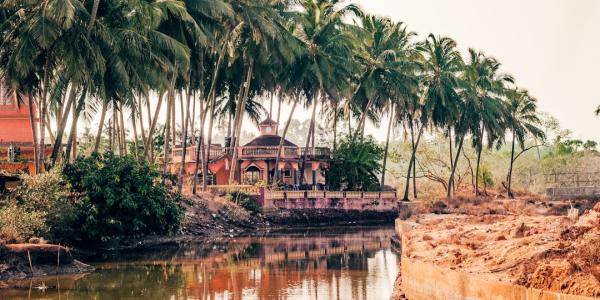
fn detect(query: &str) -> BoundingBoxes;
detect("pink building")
[172,118,330,187]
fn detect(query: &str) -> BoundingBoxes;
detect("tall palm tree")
[401,35,463,200]
[225,0,301,184]
[351,16,417,139]
[291,0,363,185]
[462,49,512,196]
[505,88,545,198]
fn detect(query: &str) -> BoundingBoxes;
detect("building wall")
[0,98,36,144]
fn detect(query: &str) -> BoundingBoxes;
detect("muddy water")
[0,226,399,300]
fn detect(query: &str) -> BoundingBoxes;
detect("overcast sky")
[349,0,600,142]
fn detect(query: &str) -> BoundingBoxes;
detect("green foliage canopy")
[327,136,383,191]
[62,153,183,243]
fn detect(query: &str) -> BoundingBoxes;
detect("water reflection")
[0,227,398,300]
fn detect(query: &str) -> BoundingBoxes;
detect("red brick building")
[171,118,330,187]
[0,83,38,174]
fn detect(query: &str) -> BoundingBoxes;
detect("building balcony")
[170,145,330,163]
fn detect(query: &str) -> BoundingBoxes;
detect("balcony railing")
[263,190,398,200]
[172,145,330,162]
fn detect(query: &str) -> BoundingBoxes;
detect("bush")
[15,169,79,241]
[0,202,47,243]
[226,192,259,214]
[62,153,183,243]
[327,136,384,191]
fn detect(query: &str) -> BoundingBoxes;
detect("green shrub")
[0,202,47,243]
[62,153,183,243]
[15,169,79,241]
[327,136,384,191]
[228,192,259,214]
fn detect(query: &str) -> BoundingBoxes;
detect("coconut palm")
[224,0,301,184]
[291,0,363,185]
[504,88,545,198]
[400,35,463,200]
[462,49,513,196]
[351,16,417,139]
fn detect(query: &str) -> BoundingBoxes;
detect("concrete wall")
[261,192,398,212]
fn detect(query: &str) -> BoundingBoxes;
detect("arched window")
[244,166,261,184]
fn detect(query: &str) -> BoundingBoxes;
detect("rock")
[513,222,527,238]
[593,202,600,213]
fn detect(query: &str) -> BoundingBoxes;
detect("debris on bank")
[0,243,94,285]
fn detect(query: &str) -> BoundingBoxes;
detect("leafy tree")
[62,153,183,243]
[327,136,383,191]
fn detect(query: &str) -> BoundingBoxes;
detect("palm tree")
[462,49,513,196]
[225,0,301,184]
[291,0,363,185]
[505,88,545,198]
[351,16,417,139]
[401,35,463,200]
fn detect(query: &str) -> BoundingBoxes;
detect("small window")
[265,126,272,134]
[283,169,292,178]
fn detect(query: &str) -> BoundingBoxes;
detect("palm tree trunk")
[228,61,254,184]
[38,60,50,172]
[177,84,192,193]
[145,93,153,132]
[269,91,273,118]
[94,100,108,153]
[276,90,282,125]
[179,92,185,143]
[447,135,465,198]
[356,97,375,139]
[131,109,139,159]
[65,91,86,161]
[507,130,516,199]
[332,99,338,153]
[411,121,418,198]
[402,124,423,201]
[50,86,78,166]
[163,92,172,175]
[412,155,417,198]
[137,95,147,157]
[202,43,227,188]
[192,92,206,195]
[475,130,484,196]
[448,126,455,192]
[299,92,319,186]
[190,92,196,144]
[86,0,100,38]
[27,92,39,174]
[380,103,394,189]
[72,100,78,160]
[171,90,176,151]
[110,105,116,152]
[143,92,164,160]
[119,104,127,155]
[274,93,298,182]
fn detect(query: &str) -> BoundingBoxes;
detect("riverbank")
[0,243,94,287]
[1,192,398,283]
[393,197,600,299]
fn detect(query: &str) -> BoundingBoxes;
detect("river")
[0,226,399,300]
